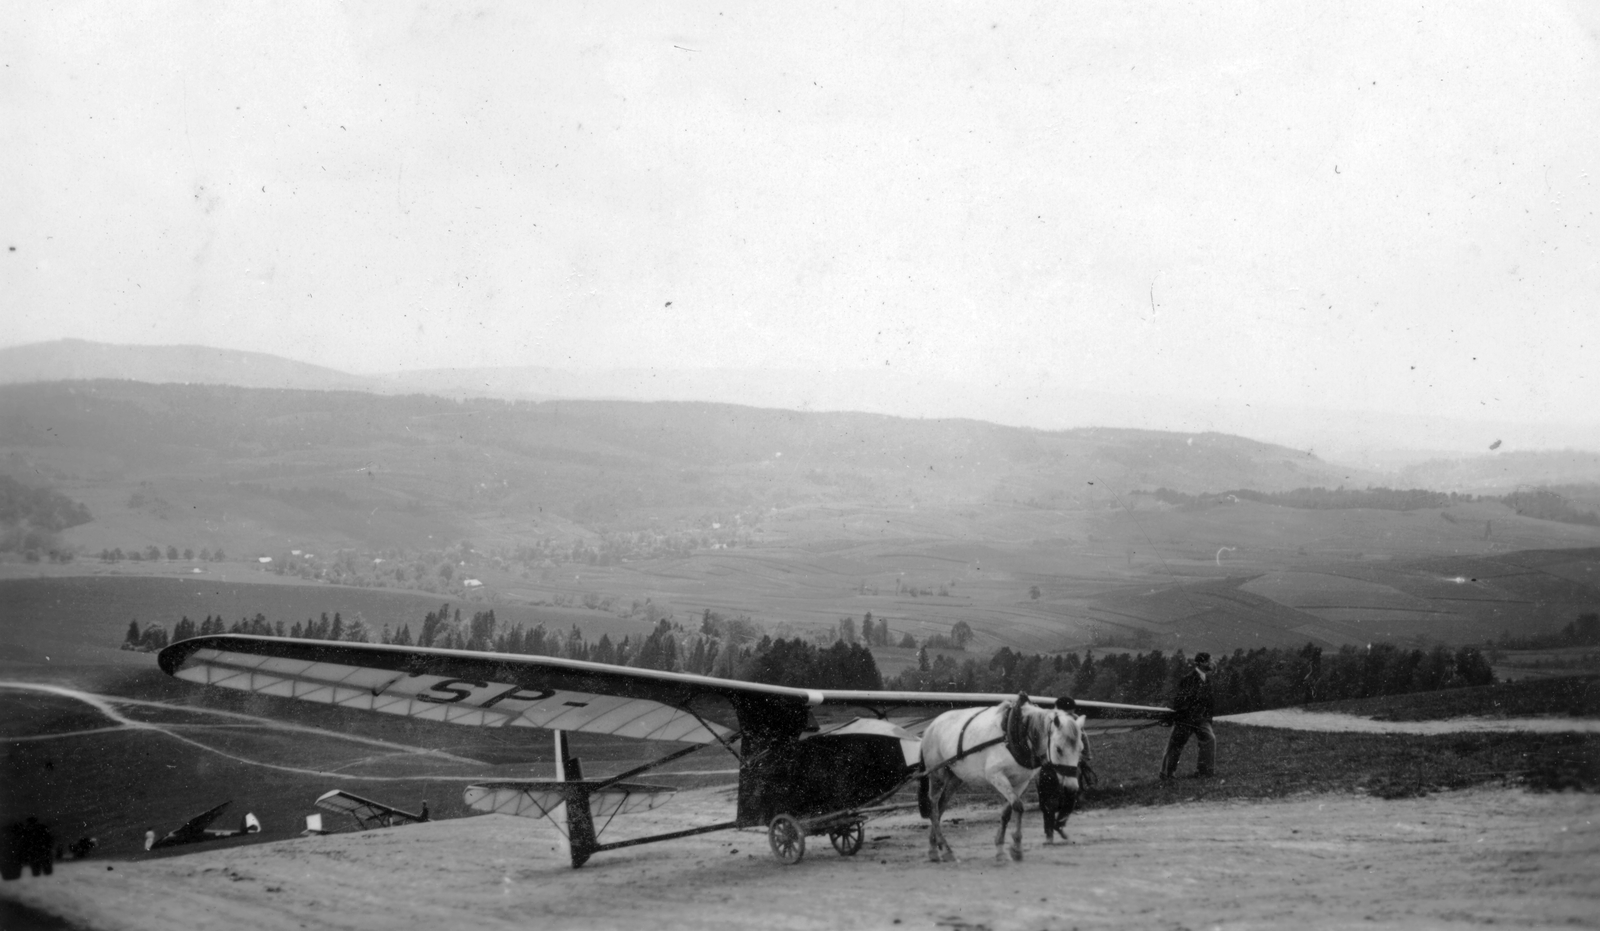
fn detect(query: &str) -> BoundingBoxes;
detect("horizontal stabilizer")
[464,781,676,820]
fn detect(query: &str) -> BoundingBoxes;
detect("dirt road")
[4,786,1596,931]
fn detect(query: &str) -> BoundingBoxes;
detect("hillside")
[0,339,375,393]
[0,380,1365,545]
[2,379,1599,653]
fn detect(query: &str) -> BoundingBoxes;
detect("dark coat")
[1170,667,1214,725]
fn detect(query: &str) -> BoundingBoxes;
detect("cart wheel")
[829,821,864,857]
[768,814,805,864]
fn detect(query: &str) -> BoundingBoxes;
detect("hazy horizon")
[8,2,1598,462]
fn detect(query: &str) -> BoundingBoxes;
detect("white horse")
[918,695,1084,863]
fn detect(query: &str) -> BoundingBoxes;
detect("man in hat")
[1160,652,1216,780]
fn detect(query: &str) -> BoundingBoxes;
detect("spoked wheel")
[768,814,806,864]
[829,821,865,857]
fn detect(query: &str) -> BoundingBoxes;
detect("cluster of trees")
[0,476,92,557]
[1501,612,1600,650]
[886,641,1495,715]
[1146,484,1600,528]
[121,620,170,652]
[99,546,227,563]
[835,611,914,647]
[1147,486,1471,512]
[1500,490,1600,527]
[740,638,883,690]
[142,598,1505,716]
[147,601,885,689]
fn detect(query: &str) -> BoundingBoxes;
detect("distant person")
[68,837,97,860]
[1039,697,1095,843]
[419,801,430,823]
[1160,652,1216,780]
[1,822,23,880]
[22,818,53,877]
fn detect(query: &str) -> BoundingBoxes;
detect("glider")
[314,790,430,831]
[145,801,260,851]
[159,635,1167,867]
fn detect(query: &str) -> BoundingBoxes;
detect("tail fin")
[917,775,932,820]
[564,791,599,868]
[554,730,599,869]
[242,813,261,834]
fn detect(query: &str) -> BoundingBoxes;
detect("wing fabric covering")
[463,782,676,821]
[159,636,753,744]
[157,635,1171,744]
[157,802,230,846]
[314,790,422,825]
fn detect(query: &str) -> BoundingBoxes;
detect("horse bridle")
[1044,714,1083,778]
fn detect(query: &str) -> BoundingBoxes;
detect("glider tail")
[554,730,599,868]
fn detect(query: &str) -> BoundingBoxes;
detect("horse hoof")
[1009,847,1024,862]
[941,849,957,863]
[1043,836,1055,846]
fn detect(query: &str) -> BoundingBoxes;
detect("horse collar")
[1003,701,1041,770]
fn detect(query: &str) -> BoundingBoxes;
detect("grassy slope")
[0,575,665,668]
[5,655,1597,864]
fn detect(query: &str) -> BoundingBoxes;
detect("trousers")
[1161,721,1215,776]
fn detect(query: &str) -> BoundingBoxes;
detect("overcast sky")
[6,1,1598,448]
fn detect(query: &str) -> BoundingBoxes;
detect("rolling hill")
[1,375,1597,655]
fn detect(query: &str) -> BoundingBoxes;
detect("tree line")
[135,606,1504,713]
[0,475,91,558]
[1500,612,1600,650]
[1146,484,1600,526]
[99,546,227,563]
[885,641,1495,714]
[135,603,885,690]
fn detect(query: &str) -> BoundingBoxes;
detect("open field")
[4,786,1597,931]
[5,381,1599,653]
[6,544,1598,674]
[5,662,1597,864]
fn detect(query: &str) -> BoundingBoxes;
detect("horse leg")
[925,771,945,862]
[926,771,959,863]
[986,770,1027,862]
[935,776,960,861]
[994,802,1012,858]
[1008,798,1025,861]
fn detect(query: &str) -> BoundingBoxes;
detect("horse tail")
[917,774,932,819]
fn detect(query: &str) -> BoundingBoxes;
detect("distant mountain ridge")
[0,339,375,393]
[3,339,1597,491]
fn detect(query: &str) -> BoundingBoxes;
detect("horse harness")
[932,700,1079,779]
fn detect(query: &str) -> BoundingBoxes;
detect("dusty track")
[4,786,1596,930]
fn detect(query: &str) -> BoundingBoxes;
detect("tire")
[768,814,805,864]
[829,821,864,857]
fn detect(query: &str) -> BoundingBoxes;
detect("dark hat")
[1057,696,1077,710]
[1193,652,1213,671]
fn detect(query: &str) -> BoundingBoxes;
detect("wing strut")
[520,729,733,868]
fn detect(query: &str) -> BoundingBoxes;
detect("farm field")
[6,381,1600,656]
[5,543,1597,672]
